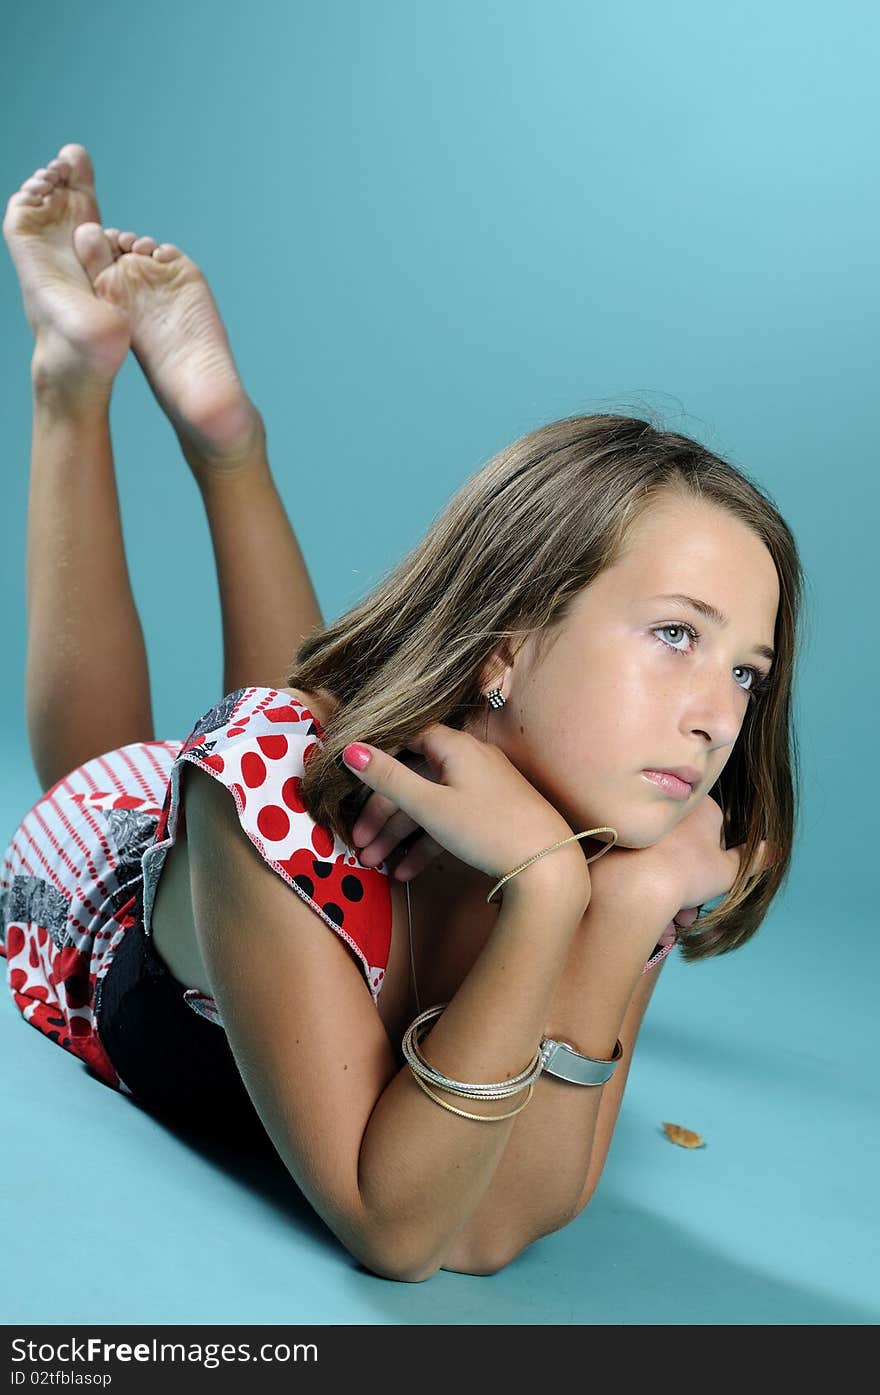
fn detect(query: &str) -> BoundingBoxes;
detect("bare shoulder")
[275,684,338,729]
[275,684,310,702]
[181,760,397,1272]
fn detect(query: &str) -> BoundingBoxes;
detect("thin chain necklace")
[405,879,421,1016]
[400,703,493,1022]
[401,703,502,1021]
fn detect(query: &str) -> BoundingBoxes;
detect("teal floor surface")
[2,750,877,1325]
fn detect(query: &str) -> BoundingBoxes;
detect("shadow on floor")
[105,1077,878,1325]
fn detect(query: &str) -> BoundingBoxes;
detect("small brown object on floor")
[662,1122,704,1148]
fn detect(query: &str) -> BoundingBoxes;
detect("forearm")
[195,424,323,694]
[357,864,588,1282]
[437,872,679,1271]
[544,871,667,1056]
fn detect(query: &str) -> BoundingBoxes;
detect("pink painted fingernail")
[343,743,372,771]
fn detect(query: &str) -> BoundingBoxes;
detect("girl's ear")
[477,651,507,694]
[478,635,525,692]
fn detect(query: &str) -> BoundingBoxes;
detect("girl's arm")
[436,864,680,1274]
[184,759,590,1284]
[197,422,323,695]
[570,952,668,1220]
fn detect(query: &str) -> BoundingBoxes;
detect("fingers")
[748,838,779,877]
[350,750,434,841]
[343,740,447,869]
[350,789,404,850]
[734,838,779,885]
[346,736,447,854]
[349,748,447,872]
[356,805,423,867]
[392,831,445,882]
[672,906,702,929]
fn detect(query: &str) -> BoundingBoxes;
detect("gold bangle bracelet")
[408,1067,534,1121]
[486,825,618,904]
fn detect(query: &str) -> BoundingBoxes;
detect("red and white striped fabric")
[0,737,181,1091]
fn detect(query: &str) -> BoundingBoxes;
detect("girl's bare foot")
[3,143,130,394]
[77,220,263,477]
[5,141,262,475]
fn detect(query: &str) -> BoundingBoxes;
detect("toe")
[103,228,122,257]
[132,235,158,255]
[46,158,70,182]
[55,144,95,188]
[73,222,115,285]
[153,243,182,262]
[117,231,137,252]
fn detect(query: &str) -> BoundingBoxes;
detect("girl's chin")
[561,788,676,852]
[588,809,673,852]
[615,833,663,851]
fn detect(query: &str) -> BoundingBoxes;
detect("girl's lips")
[642,770,692,800]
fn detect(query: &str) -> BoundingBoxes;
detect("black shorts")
[95,876,270,1149]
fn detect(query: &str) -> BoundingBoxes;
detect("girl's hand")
[343,725,592,906]
[587,792,775,934]
[351,749,772,928]
[351,747,446,880]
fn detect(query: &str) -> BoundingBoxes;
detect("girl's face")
[488,494,780,850]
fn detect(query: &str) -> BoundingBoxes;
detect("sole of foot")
[4,143,264,473]
[3,143,130,394]
[84,226,263,474]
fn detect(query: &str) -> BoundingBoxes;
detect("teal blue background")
[2,0,877,1324]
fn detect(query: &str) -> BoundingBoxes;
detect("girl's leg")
[8,138,323,800]
[25,381,154,792]
[25,380,322,795]
[92,224,326,696]
[5,143,153,791]
[187,419,324,697]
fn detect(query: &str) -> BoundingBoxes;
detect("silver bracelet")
[402,1004,545,1099]
[401,1004,623,1097]
[539,1034,623,1086]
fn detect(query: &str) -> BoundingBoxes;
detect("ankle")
[31,358,114,422]
[183,408,271,487]
[32,343,116,418]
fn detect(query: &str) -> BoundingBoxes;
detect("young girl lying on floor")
[1,143,797,1283]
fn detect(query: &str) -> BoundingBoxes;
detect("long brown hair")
[285,412,805,963]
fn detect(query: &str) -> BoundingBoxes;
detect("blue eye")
[652,623,772,702]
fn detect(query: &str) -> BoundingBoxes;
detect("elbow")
[355,1236,442,1283]
[354,1228,512,1284]
[345,1218,444,1285]
[349,1201,562,1281]
[362,1233,518,1283]
[348,1200,525,1283]
[361,1249,514,1282]
[363,1256,441,1284]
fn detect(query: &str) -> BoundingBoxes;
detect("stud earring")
[485,688,506,709]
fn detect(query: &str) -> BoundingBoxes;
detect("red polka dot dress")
[0,687,392,1094]
[1,684,676,1099]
